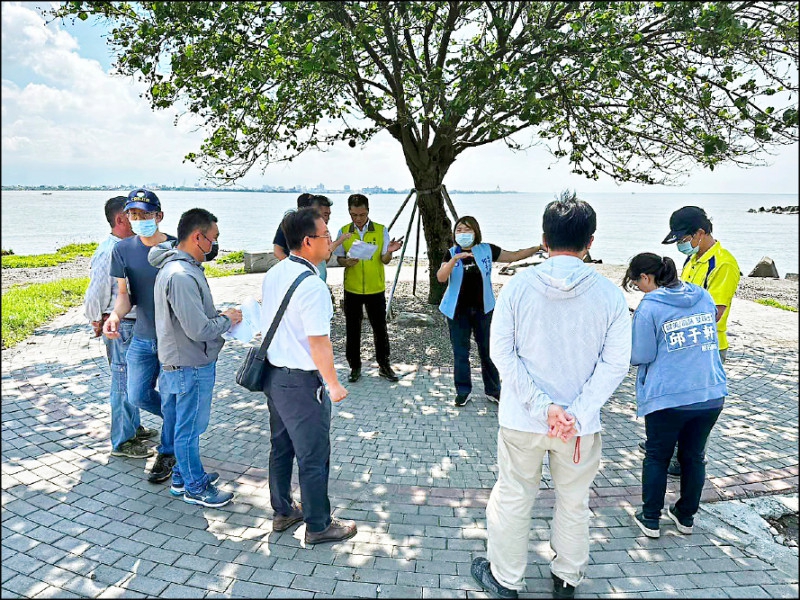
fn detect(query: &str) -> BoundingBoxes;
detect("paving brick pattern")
[2,276,798,598]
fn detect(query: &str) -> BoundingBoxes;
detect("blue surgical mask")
[131,218,157,238]
[677,239,699,256]
[455,233,474,247]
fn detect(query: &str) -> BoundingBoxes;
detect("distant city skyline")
[2,2,798,196]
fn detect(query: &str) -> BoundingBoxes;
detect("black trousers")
[266,368,332,533]
[642,404,723,524]
[343,290,390,370]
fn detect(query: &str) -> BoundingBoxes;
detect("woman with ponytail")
[623,253,727,539]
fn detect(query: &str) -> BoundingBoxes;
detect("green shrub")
[216,250,244,264]
[1,248,14,256]
[204,265,245,278]
[2,242,99,269]
[2,277,90,349]
[755,298,798,312]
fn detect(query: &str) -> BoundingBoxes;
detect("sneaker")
[552,574,576,599]
[486,392,500,404]
[667,504,694,534]
[348,367,362,383]
[471,557,518,599]
[170,472,220,497]
[183,483,234,508]
[304,518,357,544]
[633,512,660,538]
[454,394,471,407]
[110,439,154,459]
[273,502,304,532]
[378,364,399,382]
[667,459,682,477]
[134,425,157,440]
[638,440,646,452]
[147,453,176,483]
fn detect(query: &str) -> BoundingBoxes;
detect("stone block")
[785,273,798,281]
[394,312,437,327]
[243,251,278,273]
[748,256,779,278]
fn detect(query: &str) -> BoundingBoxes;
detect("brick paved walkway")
[2,273,798,598]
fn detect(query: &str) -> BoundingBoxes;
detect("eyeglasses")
[201,232,218,244]
[127,210,158,221]
[307,232,332,240]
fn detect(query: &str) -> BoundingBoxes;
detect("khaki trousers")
[486,427,602,590]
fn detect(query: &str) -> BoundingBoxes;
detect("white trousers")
[486,427,602,590]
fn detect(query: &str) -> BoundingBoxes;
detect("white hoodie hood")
[489,256,632,435]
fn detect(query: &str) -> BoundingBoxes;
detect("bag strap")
[256,269,314,361]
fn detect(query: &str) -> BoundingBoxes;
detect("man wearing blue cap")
[103,189,178,484]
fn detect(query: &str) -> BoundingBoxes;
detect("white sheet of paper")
[347,239,378,260]
[223,297,262,343]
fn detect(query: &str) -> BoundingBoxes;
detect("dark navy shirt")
[110,234,177,340]
[273,224,289,255]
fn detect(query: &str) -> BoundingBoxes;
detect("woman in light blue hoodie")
[624,253,726,539]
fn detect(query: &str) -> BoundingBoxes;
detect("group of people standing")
[84,188,740,585]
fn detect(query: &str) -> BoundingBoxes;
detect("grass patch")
[755,298,798,312]
[204,265,245,278]
[2,243,98,269]
[1,277,90,349]
[216,250,244,264]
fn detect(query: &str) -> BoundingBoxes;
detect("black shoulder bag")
[235,270,313,392]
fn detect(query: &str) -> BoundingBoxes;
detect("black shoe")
[471,557,518,599]
[667,504,694,534]
[273,502,304,532]
[378,364,399,382]
[148,453,175,483]
[638,440,646,452]
[667,460,681,477]
[552,574,576,599]
[633,511,660,538]
[455,394,471,407]
[135,425,158,440]
[348,367,361,383]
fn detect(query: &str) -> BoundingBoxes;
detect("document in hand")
[347,239,378,260]
[223,297,262,343]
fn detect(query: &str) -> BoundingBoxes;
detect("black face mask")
[203,241,219,262]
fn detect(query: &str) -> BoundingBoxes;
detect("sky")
[2,2,798,195]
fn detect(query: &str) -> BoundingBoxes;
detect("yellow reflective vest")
[341,221,386,295]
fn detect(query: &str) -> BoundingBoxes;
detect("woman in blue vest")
[438,216,543,407]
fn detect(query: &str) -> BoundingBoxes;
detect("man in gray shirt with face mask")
[149,208,242,508]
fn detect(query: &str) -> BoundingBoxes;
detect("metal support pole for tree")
[441,185,459,222]
[387,189,416,232]
[412,202,422,296]
[385,193,418,321]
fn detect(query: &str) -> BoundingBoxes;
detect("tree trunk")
[410,173,453,305]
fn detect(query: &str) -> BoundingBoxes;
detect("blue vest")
[438,243,495,319]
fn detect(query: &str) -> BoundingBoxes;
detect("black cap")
[662,206,710,244]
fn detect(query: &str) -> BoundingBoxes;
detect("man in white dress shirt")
[472,192,632,599]
[260,207,357,545]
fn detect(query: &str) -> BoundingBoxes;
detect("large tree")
[53,1,798,303]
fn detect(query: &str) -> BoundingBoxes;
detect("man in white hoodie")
[472,191,632,600]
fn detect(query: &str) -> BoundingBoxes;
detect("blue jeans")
[159,362,216,495]
[642,403,723,523]
[103,319,141,450]
[266,368,332,533]
[126,336,175,456]
[447,308,501,397]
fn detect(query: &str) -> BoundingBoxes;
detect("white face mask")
[455,232,474,247]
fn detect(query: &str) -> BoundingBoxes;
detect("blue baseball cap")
[125,188,161,212]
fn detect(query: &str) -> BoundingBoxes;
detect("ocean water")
[1,190,798,277]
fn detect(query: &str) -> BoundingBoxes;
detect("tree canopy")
[52,1,799,301]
